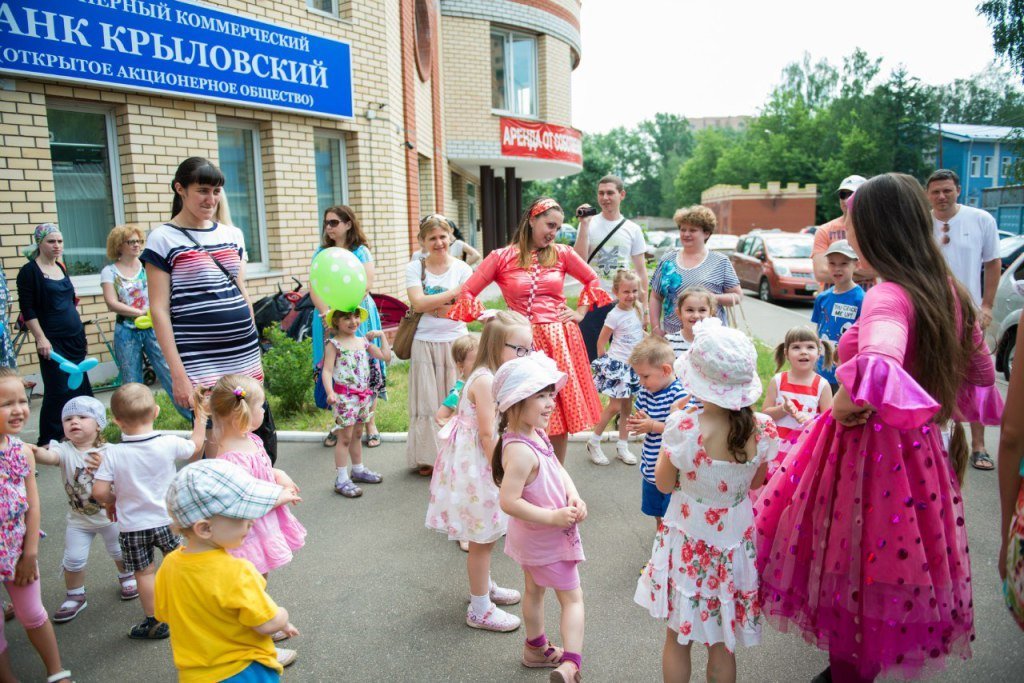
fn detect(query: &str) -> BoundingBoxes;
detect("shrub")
[262,327,313,416]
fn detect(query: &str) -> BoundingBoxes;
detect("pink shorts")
[523,560,581,591]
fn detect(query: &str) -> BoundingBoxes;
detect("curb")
[162,430,641,444]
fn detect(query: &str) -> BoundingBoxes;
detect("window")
[984,155,994,177]
[313,133,349,218]
[306,0,336,13]
[46,105,123,276]
[491,29,537,117]
[217,121,267,265]
[1003,156,1014,179]
[970,155,980,177]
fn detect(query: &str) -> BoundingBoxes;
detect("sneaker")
[128,617,169,639]
[522,640,564,668]
[490,583,522,606]
[275,647,298,667]
[350,467,383,484]
[53,593,87,623]
[586,439,610,466]
[334,479,363,498]
[466,605,521,632]
[615,442,637,465]
[119,575,139,601]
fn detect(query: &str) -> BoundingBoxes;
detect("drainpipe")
[400,0,420,251]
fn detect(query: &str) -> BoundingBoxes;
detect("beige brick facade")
[0,0,579,380]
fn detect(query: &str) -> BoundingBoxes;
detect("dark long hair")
[727,407,756,463]
[170,157,225,216]
[321,205,369,251]
[849,173,977,481]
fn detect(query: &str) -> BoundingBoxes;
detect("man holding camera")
[573,175,649,360]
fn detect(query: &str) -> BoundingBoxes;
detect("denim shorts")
[641,478,672,518]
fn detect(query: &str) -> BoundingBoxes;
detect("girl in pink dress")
[210,374,305,652]
[492,354,587,683]
[449,197,612,463]
[754,174,1003,682]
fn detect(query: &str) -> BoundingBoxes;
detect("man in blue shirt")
[811,240,865,391]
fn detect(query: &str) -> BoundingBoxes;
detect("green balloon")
[310,247,367,312]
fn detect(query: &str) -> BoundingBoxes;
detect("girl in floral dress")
[635,319,779,683]
[426,311,531,632]
[322,309,392,498]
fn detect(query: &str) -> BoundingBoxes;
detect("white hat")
[61,396,107,429]
[824,239,858,260]
[837,175,867,193]
[675,319,761,410]
[493,353,567,413]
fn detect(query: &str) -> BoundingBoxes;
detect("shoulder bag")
[392,259,426,361]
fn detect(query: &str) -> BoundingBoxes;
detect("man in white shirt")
[573,175,649,359]
[927,168,1000,471]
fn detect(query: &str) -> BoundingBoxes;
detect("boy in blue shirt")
[626,337,690,530]
[812,240,865,392]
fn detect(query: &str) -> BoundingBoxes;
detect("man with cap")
[155,460,300,681]
[926,168,1001,471]
[812,175,875,290]
[811,239,865,392]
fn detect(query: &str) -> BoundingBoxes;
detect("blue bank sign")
[0,0,353,119]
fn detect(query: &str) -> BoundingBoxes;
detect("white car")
[989,250,1024,381]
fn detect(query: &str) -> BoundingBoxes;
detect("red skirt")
[532,321,601,436]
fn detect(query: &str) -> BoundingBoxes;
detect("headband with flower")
[529,198,562,219]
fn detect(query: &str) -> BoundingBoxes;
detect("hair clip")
[233,387,246,400]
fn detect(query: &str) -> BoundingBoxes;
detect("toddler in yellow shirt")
[155,459,301,682]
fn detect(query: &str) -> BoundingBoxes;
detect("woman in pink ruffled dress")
[754,173,1003,683]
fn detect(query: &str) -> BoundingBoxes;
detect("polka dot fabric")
[531,321,601,436]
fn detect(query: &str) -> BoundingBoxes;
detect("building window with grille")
[46,105,124,276]
[216,121,267,266]
[491,29,538,117]
[313,133,349,218]
[970,155,980,177]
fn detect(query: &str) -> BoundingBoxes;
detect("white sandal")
[47,671,73,683]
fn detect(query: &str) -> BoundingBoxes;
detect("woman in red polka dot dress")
[449,198,610,463]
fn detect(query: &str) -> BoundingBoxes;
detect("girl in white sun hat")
[635,318,779,683]
[492,353,587,683]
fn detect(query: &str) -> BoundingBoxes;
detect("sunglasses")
[838,190,854,200]
[324,219,344,228]
[940,222,950,245]
[504,343,534,358]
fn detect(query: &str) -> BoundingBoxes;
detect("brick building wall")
[701,182,818,235]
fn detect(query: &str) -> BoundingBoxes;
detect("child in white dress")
[635,319,779,682]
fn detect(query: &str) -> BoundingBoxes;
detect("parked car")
[1000,234,1024,273]
[731,232,817,302]
[556,223,577,245]
[646,230,676,262]
[706,234,739,255]
[990,250,1024,381]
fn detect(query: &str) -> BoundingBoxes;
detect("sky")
[571,0,1003,133]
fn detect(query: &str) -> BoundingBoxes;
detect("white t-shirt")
[603,305,645,363]
[933,205,999,305]
[93,432,196,532]
[664,332,692,358]
[581,215,646,290]
[404,258,473,343]
[49,440,115,530]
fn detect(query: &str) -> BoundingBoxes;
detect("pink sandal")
[549,661,581,682]
[522,640,563,668]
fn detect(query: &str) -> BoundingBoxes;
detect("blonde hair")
[417,214,453,243]
[451,334,480,367]
[773,326,836,372]
[674,286,719,317]
[673,205,717,237]
[629,336,675,369]
[110,383,158,425]
[106,224,145,261]
[209,375,264,434]
[473,310,531,373]
[612,270,644,321]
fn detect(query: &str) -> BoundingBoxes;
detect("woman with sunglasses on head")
[100,225,189,419]
[311,206,387,449]
[448,197,611,464]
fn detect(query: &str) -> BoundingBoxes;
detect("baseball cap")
[166,460,283,528]
[837,175,867,193]
[824,239,858,260]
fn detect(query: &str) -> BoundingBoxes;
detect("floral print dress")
[329,337,373,427]
[425,367,507,543]
[635,410,779,652]
[0,436,29,581]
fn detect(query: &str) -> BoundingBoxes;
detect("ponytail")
[727,407,756,463]
[209,374,262,434]
[819,339,837,370]
[772,341,787,373]
[492,413,509,486]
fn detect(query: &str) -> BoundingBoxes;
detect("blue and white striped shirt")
[635,379,690,484]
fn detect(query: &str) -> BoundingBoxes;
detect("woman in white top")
[405,215,473,475]
[100,225,187,418]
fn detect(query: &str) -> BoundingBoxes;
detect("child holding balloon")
[322,308,392,498]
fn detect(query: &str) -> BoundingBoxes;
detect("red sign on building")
[500,118,583,165]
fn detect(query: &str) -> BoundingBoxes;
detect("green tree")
[671,128,740,206]
[978,0,1024,76]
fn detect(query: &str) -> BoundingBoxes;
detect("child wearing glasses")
[426,311,531,632]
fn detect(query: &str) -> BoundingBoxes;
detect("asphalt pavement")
[6,295,1023,682]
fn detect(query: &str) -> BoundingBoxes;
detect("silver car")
[989,251,1024,380]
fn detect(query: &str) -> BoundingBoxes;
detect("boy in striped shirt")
[626,337,691,529]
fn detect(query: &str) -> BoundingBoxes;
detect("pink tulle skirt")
[229,505,307,575]
[754,411,973,679]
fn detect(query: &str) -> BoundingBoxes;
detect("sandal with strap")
[549,661,581,682]
[334,479,363,498]
[971,450,995,471]
[323,430,338,448]
[522,640,564,668]
[46,671,73,683]
[366,432,381,448]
